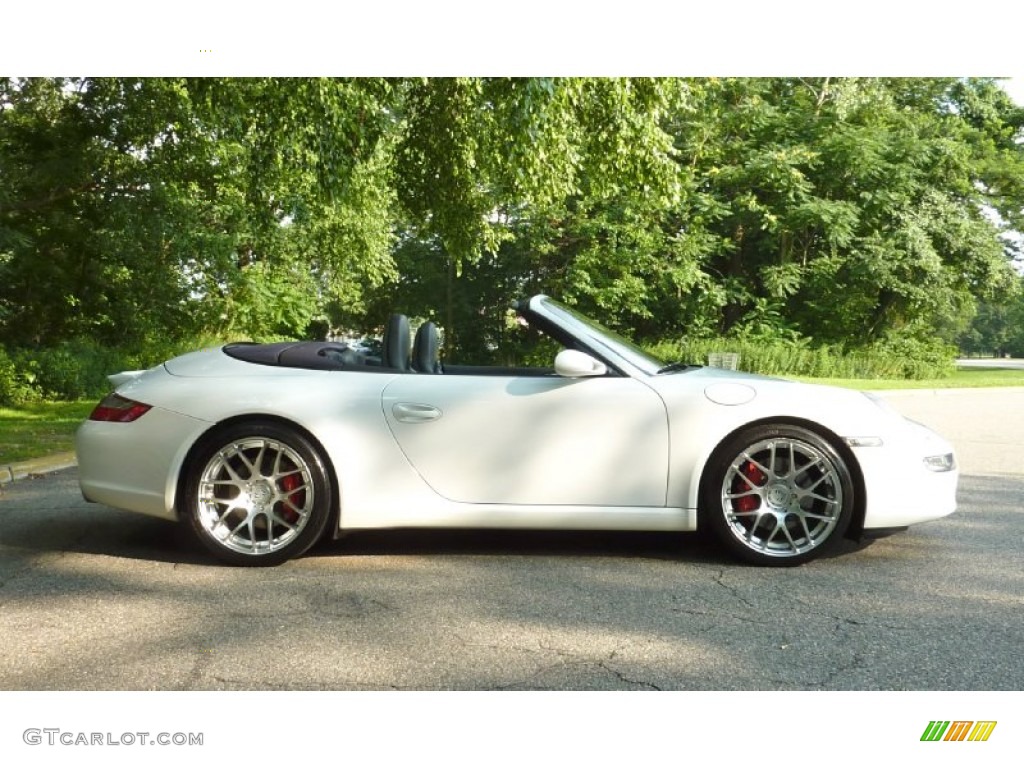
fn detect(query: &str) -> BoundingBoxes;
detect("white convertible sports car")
[76,295,958,567]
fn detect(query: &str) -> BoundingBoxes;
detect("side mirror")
[554,349,607,378]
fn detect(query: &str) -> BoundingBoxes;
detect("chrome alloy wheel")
[720,437,844,559]
[196,438,315,556]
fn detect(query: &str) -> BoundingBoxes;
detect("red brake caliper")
[732,461,765,513]
[278,473,305,523]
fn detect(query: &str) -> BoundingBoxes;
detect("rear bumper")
[76,407,211,521]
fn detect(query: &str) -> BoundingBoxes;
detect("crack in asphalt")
[442,633,665,691]
[782,593,915,631]
[181,646,214,691]
[829,614,913,631]
[711,569,756,608]
[602,649,662,690]
[812,650,869,690]
[307,589,395,619]
[668,605,772,626]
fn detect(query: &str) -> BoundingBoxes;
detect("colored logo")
[921,721,997,742]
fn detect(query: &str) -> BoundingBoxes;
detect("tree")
[2,77,1022,368]
[665,78,1021,346]
[383,78,1024,363]
[0,78,196,346]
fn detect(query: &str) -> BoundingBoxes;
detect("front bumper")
[855,419,958,530]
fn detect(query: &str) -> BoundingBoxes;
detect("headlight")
[923,453,956,472]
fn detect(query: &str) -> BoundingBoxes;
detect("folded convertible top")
[223,341,382,371]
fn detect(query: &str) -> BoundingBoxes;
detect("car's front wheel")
[702,424,854,566]
[182,421,332,566]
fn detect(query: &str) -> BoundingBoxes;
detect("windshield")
[538,297,667,375]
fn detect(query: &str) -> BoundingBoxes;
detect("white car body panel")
[381,374,669,506]
[76,295,958,561]
[77,406,210,520]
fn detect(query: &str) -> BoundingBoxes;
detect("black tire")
[701,424,854,566]
[181,421,332,566]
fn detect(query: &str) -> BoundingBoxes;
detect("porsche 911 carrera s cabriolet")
[76,295,958,566]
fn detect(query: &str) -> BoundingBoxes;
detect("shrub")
[29,343,120,401]
[0,347,40,405]
[0,336,232,405]
[648,333,956,380]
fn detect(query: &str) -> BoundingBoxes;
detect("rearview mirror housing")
[554,349,607,378]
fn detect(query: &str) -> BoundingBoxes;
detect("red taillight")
[89,393,153,423]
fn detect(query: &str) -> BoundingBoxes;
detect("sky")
[3,2,1024,78]
[999,78,1024,106]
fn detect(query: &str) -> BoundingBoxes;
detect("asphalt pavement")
[875,386,1024,476]
[956,357,1024,369]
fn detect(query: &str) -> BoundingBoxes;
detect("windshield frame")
[535,297,667,376]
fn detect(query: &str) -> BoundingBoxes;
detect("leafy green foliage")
[1,77,1022,377]
[960,277,1024,357]
[650,334,957,380]
[0,347,37,405]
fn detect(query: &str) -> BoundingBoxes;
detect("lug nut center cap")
[766,484,791,508]
[250,482,273,506]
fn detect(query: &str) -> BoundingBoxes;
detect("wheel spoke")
[251,442,268,477]
[269,510,297,531]
[282,498,309,518]
[801,472,831,493]
[805,492,838,505]
[275,471,305,487]
[725,489,760,500]
[217,453,245,483]
[798,515,813,543]
[800,510,837,522]
[780,522,799,552]
[235,445,259,477]
[740,452,771,478]
[734,474,757,492]
[796,455,824,477]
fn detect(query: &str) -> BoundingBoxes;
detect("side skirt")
[338,505,696,533]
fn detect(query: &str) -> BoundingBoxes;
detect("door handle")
[393,402,442,423]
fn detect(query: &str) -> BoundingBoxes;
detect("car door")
[381,373,669,507]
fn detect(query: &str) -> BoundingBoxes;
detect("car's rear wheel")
[182,422,332,566]
[702,424,853,566]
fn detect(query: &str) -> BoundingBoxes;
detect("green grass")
[0,400,94,464]
[794,367,1024,390]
